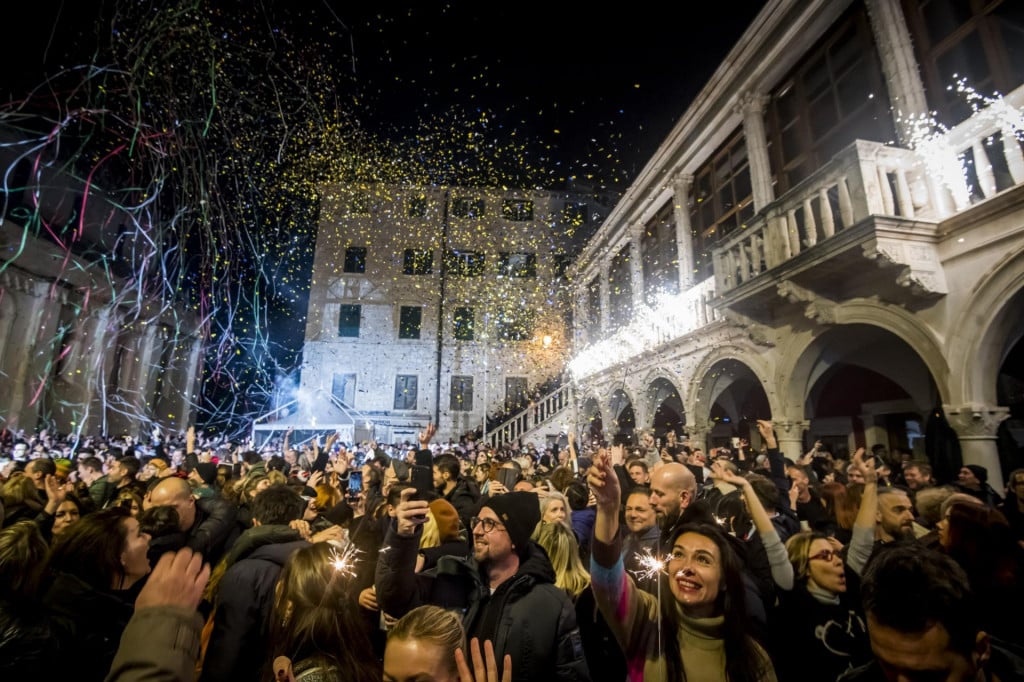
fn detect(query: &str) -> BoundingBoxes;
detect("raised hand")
[756,420,777,449]
[395,487,430,537]
[418,423,437,448]
[136,548,210,612]
[586,449,620,512]
[456,638,512,682]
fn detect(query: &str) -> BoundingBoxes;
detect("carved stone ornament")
[771,419,810,436]
[943,404,1010,438]
[721,310,775,348]
[776,281,838,325]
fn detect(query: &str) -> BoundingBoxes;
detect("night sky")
[4,0,766,432]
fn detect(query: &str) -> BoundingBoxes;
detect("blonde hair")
[419,511,440,550]
[537,490,572,531]
[387,605,464,678]
[532,521,590,599]
[785,531,830,583]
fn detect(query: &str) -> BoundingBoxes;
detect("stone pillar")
[4,284,50,430]
[685,420,713,454]
[864,0,930,145]
[629,230,644,307]
[772,419,810,462]
[599,262,611,333]
[177,335,204,429]
[738,93,775,212]
[944,403,1010,487]
[672,174,695,290]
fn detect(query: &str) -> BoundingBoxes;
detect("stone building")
[0,129,203,437]
[566,0,1024,484]
[299,184,608,443]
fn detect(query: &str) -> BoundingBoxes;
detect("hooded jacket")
[200,525,307,682]
[376,524,590,682]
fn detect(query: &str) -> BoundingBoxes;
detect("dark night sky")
[7,0,767,189]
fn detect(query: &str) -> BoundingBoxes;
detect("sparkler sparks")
[628,547,667,584]
[327,539,361,578]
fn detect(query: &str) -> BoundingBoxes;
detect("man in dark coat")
[200,484,308,682]
[376,490,589,682]
[146,477,238,566]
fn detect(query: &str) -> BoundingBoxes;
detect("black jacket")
[201,526,307,682]
[376,524,590,682]
[187,494,239,566]
[0,596,58,678]
[444,477,481,530]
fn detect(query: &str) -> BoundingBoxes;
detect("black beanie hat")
[194,462,218,486]
[964,464,987,484]
[483,491,540,553]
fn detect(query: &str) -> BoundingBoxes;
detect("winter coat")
[444,477,481,529]
[186,494,239,567]
[44,572,137,682]
[106,606,203,682]
[200,525,307,682]
[0,596,58,678]
[375,524,590,682]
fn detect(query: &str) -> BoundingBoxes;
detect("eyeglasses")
[808,549,840,563]
[470,516,505,534]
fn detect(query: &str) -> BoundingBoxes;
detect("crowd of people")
[0,420,1022,681]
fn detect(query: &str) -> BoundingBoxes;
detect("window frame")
[501,199,534,222]
[398,305,423,340]
[394,375,419,411]
[403,248,434,275]
[343,246,367,274]
[450,375,474,412]
[338,304,361,338]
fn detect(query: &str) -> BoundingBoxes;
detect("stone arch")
[948,251,1024,405]
[608,387,636,441]
[644,374,686,438]
[578,394,605,441]
[687,343,779,420]
[689,348,775,450]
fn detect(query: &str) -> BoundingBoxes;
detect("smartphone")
[498,467,519,491]
[348,471,362,493]
[411,465,434,499]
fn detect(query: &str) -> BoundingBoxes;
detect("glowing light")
[628,546,667,584]
[327,539,361,578]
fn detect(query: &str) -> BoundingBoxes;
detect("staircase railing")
[486,382,572,449]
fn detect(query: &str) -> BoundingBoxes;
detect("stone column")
[864,0,930,145]
[685,420,714,454]
[4,283,50,430]
[738,93,775,212]
[629,229,644,307]
[599,262,611,333]
[944,403,1010,487]
[772,419,810,462]
[672,174,695,290]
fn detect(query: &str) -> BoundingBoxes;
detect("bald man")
[649,462,697,546]
[147,477,238,565]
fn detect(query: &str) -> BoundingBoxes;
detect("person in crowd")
[107,456,147,501]
[589,448,776,682]
[201,483,310,681]
[76,455,115,508]
[820,481,858,544]
[42,478,83,540]
[997,467,1024,543]
[188,461,219,498]
[1,474,44,527]
[383,605,511,682]
[627,459,650,486]
[434,449,481,528]
[114,488,144,518]
[417,498,470,572]
[25,457,55,500]
[901,461,934,492]
[264,542,380,682]
[376,488,590,681]
[43,507,152,682]
[937,499,1023,643]
[957,464,1003,507]
[787,463,831,531]
[0,521,56,676]
[840,545,1024,682]
[538,488,571,530]
[874,486,916,544]
[532,519,590,600]
[649,461,698,546]
[146,476,238,565]
[621,488,660,594]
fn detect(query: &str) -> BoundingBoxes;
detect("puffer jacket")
[376,524,590,682]
[0,596,58,677]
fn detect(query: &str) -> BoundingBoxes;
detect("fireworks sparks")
[327,539,361,579]
[628,547,667,584]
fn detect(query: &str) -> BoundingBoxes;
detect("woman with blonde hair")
[536,490,572,531]
[265,542,379,682]
[532,521,589,599]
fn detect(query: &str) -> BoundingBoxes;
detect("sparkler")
[630,546,667,660]
[327,539,361,579]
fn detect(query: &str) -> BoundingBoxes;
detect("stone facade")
[567,0,1024,485]
[301,185,609,443]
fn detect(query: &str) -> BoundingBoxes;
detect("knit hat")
[429,499,461,543]
[482,491,540,553]
[964,464,988,484]
[194,462,218,486]
[54,458,73,479]
[149,458,169,472]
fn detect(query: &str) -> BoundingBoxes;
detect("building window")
[498,252,537,278]
[452,197,485,218]
[403,248,434,275]
[501,199,534,221]
[338,304,361,338]
[903,0,1024,126]
[642,202,680,303]
[562,202,588,228]
[766,4,895,192]
[348,193,370,216]
[444,250,486,276]
[399,306,423,339]
[495,310,532,341]
[689,129,755,281]
[608,244,634,328]
[453,306,475,340]
[450,375,474,411]
[343,247,367,274]
[553,253,571,280]
[408,195,428,217]
[394,375,418,410]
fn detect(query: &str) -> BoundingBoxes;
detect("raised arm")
[847,448,877,575]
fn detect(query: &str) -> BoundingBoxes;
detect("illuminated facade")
[567,0,1024,484]
[300,185,609,443]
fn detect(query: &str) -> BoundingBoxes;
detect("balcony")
[712,85,1024,317]
[567,276,719,381]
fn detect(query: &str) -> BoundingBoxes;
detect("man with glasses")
[376,488,590,680]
